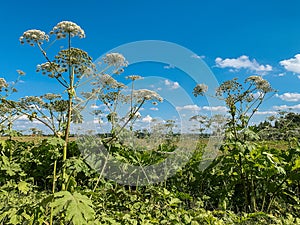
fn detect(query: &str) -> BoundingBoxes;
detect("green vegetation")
[0,21,299,224]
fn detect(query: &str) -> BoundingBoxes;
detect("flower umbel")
[103,53,128,67]
[126,75,143,81]
[50,21,85,39]
[19,29,49,46]
[132,89,163,103]
[193,83,208,97]
[100,74,125,89]
[0,78,8,91]
[246,75,272,93]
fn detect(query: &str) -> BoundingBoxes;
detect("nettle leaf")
[50,191,95,225]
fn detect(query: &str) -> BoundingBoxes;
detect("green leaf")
[168,197,182,206]
[50,191,95,225]
[46,137,65,146]
[18,181,30,194]
[292,157,300,171]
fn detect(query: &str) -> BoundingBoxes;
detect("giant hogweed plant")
[0,72,26,138]
[0,21,163,224]
[193,77,300,213]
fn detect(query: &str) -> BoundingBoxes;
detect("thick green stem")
[62,34,74,191]
[49,160,57,225]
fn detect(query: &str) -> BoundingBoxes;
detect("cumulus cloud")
[191,54,205,59]
[255,111,277,115]
[142,115,153,122]
[202,106,227,112]
[164,79,180,89]
[176,105,201,111]
[280,54,300,74]
[91,104,100,109]
[16,115,30,121]
[276,93,300,102]
[93,118,104,124]
[215,55,272,73]
[273,104,300,111]
[163,64,175,69]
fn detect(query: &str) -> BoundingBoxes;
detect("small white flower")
[103,53,128,67]
[20,29,49,46]
[51,21,85,39]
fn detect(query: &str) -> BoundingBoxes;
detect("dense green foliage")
[0,134,299,224]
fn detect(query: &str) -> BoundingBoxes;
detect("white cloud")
[280,54,300,74]
[165,80,171,86]
[142,115,153,122]
[172,82,180,89]
[202,106,227,112]
[255,111,277,115]
[191,54,205,59]
[91,104,100,109]
[252,91,263,99]
[276,93,300,102]
[273,104,300,111]
[16,115,30,121]
[164,79,180,89]
[176,105,201,111]
[215,55,272,73]
[163,64,175,69]
[93,118,104,124]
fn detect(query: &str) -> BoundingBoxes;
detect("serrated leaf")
[18,181,30,194]
[47,137,65,146]
[50,191,95,225]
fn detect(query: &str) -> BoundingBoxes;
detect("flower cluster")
[19,29,49,46]
[42,93,62,101]
[103,53,128,68]
[216,79,241,96]
[193,83,208,97]
[37,62,65,78]
[100,74,125,89]
[50,21,85,39]
[21,96,45,108]
[16,70,26,76]
[0,78,8,90]
[246,76,272,93]
[132,89,163,103]
[126,75,143,81]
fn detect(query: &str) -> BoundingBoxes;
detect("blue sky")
[1,0,300,133]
